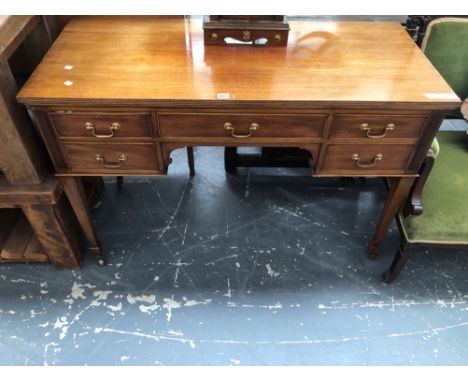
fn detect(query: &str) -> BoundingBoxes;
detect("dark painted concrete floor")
[1,121,468,366]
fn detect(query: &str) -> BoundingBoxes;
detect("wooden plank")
[23,234,48,262]
[0,212,33,260]
[41,16,72,42]
[0,175,62,207]
[0,16,39,61]
[0,208,20,247]
[21,196,82,269]
[0,60,49,184]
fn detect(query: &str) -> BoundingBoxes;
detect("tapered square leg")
[368,177,415,258]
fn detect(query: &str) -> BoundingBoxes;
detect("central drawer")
[62,143,159,173]
[157,113,328,139]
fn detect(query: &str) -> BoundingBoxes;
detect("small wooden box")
[203,15,289,47]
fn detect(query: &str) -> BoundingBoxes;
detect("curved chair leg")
[382,242,410,283]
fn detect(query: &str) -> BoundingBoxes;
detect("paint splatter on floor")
[1,146,467,365]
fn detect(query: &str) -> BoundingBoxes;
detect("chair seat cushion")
[399,131,468,244]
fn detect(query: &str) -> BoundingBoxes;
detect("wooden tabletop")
[17,16,460,109]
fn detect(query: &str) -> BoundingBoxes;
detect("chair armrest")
[402,150,436,217]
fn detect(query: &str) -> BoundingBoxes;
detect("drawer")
[158,113,327,139]
[62,143,159,172]
[330,115,429,140]
[49,112,153,139]
[319,144,415,174]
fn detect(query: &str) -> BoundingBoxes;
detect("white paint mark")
[230,359,241,365]
[64,298,74,306]
[94,327,196,348]
[235,262,241,268]
[162,297,181,322]
[205,254,239,266]
[40,282,48,288]
[279,336,364,345]
[139,302,160,314]
[174,267,181,286]
[217,92,230,99]
[71,282,95,300]
[157,177,190,241]
[154,276,160,282]
[127,294,156,305]
[227,302,282,310]
[64,80,74,86]
[275,206,303,218]
[224,278,232,298]
[52,316,69,340]
[43,342,60,366]
[107,302,123,312]
[341,231,350,236]
[40,290,48,294]
[315,298,468,311]
[387,321,468,339]
[114,273,122,280]
[30,309,44,318]
[184,299,211,307]
[120,355,130,362]
[64,65,74,70]
[168,330,184,337]
[266,264,280,278]
[93,290,112,301]
[245,169,251,197]
[182,222,189,246]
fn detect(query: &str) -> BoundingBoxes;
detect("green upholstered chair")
[383,132,468,282]
[383,18,468,282]
[421,18,468,118]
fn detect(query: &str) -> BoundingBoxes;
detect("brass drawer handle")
[95,154,127,168]
[360,123,395,138]
[224,122,259,138]
[85,122,120,138]
[351,153,383,168]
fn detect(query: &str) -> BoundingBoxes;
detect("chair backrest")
[421,17,468,112]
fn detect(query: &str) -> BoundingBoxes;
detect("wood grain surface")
[17,16,460,109]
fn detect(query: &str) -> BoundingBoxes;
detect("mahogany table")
[17,17,460,266]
